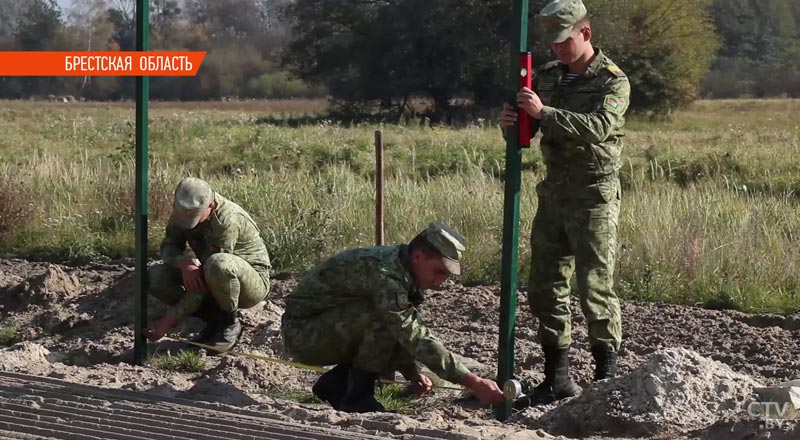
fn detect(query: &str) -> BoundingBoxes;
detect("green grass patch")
[375,384,414,414]
[0,327,16,347]
[259,386,321,404]
[150,350,207,373]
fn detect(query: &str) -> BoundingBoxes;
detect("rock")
[754,381,800,411]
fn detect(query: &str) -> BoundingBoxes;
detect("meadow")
[1,98,799,313]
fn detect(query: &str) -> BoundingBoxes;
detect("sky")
[57,0,73,12]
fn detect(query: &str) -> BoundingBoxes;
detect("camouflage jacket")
[160,193,271,281]
[534,47,630,184]
[285,245,470,383]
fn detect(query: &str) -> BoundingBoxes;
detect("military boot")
[207,309,242,354]
[312,364,351,409]
[514,346,582,409]
[339,368,386,413]
[191,297,221,344]
[592,346,618,381]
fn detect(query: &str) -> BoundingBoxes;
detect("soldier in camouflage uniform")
[143,178,272,352]
[499,0,630,405]
[281,222,504,413]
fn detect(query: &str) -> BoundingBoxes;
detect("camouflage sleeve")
[199,214,241,261]
[160,224,190,268]
[388,345,422,380]
[539,75,630,143]
[169,293,204,318]
[373,276,470,383]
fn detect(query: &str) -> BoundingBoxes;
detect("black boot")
[312,364,350,409]
[514,346,581,409]
[339,368,386,413]
[207,309,242,354]
[191,297,220,344]
[592,346,618,381]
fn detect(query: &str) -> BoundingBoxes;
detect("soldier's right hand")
[459,373,505,405]
[180,264,206,293]
[499,102,518,129]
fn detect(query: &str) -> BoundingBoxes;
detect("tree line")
[0,0,798,115]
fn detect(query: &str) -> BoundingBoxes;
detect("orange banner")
[0,51,206,76]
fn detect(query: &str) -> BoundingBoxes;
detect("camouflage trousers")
[527,177,622,351]
[149,253,270,318]
[281,301,418,378]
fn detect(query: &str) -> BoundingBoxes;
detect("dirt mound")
[530,348,762,437]
[20,266,82,305]
[0,342,53,375]
[2,258,800,440]
[0,273,22,290]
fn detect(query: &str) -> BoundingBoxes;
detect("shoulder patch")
[603,95,621,112]
[605,65,625,78]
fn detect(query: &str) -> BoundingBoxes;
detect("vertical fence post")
[496,0,529,422]
[375,130,385,246]
[133,0,150,366]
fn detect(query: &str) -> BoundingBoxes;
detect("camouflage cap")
[537,0,587,46]
[170,177,213,229]
[419,221,466,275]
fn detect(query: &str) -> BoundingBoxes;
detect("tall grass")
[1,99,799,313]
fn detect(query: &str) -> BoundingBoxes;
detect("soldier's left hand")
[143,315,177,341]
[410,373,433,395]
[517,87,544,119]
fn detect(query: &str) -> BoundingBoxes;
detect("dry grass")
[1,99,799,313]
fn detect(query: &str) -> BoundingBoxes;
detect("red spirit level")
[518,51,532,147]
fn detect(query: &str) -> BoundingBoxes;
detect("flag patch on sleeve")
[604,96,620,111]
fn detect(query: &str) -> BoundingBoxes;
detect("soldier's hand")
[143,315,178,341]
[410,373,433,396]
[180,264,206,293]
[517,87,544,119]
[499,102,518,129]
[459,373,505,405]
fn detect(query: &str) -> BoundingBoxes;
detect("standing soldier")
[143,177,273,352]
[281,222,505,413]
[499,0,631,404]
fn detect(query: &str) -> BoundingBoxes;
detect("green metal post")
[133,0,150,366]
[495,0,528,422]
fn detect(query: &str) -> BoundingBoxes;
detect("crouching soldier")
[143,177,272,352]
[281,222,505,412]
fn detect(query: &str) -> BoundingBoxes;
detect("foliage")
[0,327,16,347]
[703,0,800,98]
[150,350,207,372]
[282,0,719,115]
[2,99,800,314]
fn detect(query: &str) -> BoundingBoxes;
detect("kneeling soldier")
[281,222,504,412]
[144,177,272,352]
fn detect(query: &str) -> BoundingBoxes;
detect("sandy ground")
[1,256,798,439]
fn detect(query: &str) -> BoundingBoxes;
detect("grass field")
[1,98,799,314]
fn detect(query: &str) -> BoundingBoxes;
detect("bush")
[245,71,326,99]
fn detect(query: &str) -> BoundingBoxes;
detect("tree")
[583,0,719,112]
[15,0,62,50]
[704,0,800,98]
[281,0,512,117]
[281,0,719,117]
[8,0,64,98]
